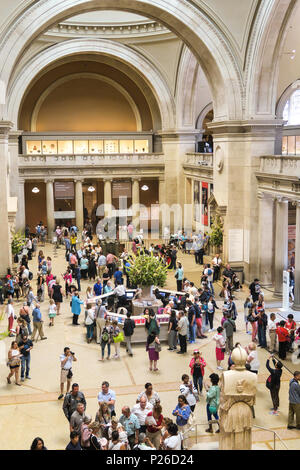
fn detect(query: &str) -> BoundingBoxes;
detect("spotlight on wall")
[32,187,40,193]
[141,185,149,191]
[88,186,96,192]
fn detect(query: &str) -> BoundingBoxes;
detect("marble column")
[293,201,300,310]
[0,121,13,275]
[103,178,112,219]
[45,179,55,241]
[274,196,289,297]
[132,177,140,231]
[257,192,275,286]
[75,178,84,234]
[158,177,166,236]
[15,177,26,231]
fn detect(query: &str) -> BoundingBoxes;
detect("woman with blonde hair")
[95,402,111,438]
[7,341,22,385]
[245,342,260,374]
[48,298,57,327]
[86,286,93,300]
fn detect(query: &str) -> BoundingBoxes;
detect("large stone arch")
[175,45,200,129]
[7,38,175,131]
[1,0,243,122]
[245,0,298,119]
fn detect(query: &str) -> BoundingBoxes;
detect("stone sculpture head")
[231,346,248,371]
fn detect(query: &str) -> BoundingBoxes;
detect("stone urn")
[132,284,163,315]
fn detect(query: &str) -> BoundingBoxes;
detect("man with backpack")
[223,314,236,353]
[123,312,135,357]
[63,383,86,421]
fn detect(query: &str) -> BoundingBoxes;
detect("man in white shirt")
[132,396,153,433]
[180,375,197,413]
[268,313,277,353]
[163,423,182,450]
[58,347,77,400]
[177,311,188,354]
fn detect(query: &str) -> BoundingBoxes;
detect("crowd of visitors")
[2,223,300,450]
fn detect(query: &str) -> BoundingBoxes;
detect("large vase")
[140,285,155,301]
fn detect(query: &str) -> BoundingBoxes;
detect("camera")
[70,351,75,355]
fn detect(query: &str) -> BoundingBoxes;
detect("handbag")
[154,342,162,352]
[113,332,124,343]
[67,369,73,380]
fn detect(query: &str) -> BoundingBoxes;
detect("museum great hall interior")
[1,0,300,452]
[0,1,298,305]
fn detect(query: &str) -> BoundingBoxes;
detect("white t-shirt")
[164,434,182,450]
[60,354,73,370]
[204,268,214,283]
[213,333,225,349]
[179,384,196,406]
[247,350,260,371]
[131,402,153,425]
[6,304,14,318]
[268,319,277,331]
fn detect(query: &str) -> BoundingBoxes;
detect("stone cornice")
[45,20,170,39]
[207,119,285,135]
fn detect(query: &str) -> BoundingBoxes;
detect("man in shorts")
[58,347,77,400]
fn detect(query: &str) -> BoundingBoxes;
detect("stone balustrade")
[260,155,300,177]
[185,152,214,167]
[19,153,165,168]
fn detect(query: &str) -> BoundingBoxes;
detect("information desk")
[86,287,186,344]
[104,311,170,344]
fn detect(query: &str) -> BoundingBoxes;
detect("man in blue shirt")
[114,268,123,287]
[119,406,140,449]
[98,381,116,416]
[93,278,102,297]
[31,303,47,342]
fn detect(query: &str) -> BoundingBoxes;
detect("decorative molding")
[46,20,169,39]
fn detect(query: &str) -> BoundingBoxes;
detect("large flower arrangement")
[127,251,168,288]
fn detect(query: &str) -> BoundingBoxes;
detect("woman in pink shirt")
[212,327,225,370]
[63,268,73,299]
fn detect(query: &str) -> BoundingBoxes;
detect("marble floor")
[0,242,299,450]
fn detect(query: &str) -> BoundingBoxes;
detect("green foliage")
[127,251,168,287]
[210,215,223,247]
[11,230,25,256]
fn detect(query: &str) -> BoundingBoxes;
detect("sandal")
[154,368,159,371]
[149,367,153,371]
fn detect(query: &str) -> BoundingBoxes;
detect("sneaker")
[21,378,25,382]
[41,337,47,340]
[217,366,224,370]
[287,425,296,429]
[26,376,31,380]
[177,351,184,354]
[58,394,64,400]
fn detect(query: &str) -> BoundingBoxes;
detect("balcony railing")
[185,152,213,167]
[18,153,165,167]
[260,155,300,177]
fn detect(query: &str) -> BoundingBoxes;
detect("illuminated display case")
[42,141,57,154]
[57,140,73,154]
[134,140,148,153]
[26,141,42,154]
[22,133,153,155]
[74,140,89,154]
[104,140,119,153]
[89,140,103,153]
[120,140,134,153]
